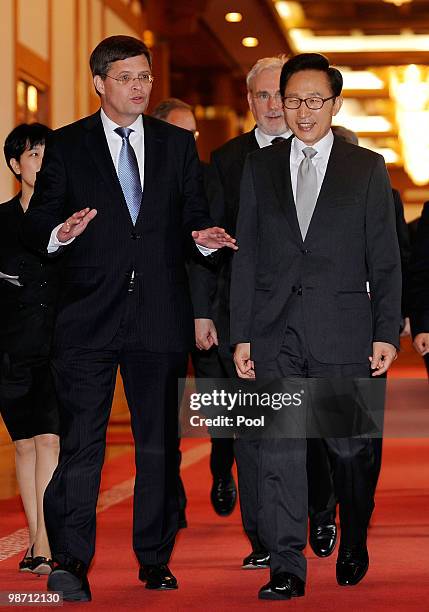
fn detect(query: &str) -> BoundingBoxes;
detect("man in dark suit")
[230,53,401,600]
[22,35,236,602]
[408,201,429,376]
[190,56,337,566]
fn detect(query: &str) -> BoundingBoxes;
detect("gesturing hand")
[57,208,97,243]
[192,227,238,250]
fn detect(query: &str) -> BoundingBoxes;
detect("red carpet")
[1,436,428,610]
[1,338,428,610]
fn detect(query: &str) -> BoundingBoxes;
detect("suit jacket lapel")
[135,115,164,227]
[83,112,125,205]
[269,137,303,243]
[304,137,350,242]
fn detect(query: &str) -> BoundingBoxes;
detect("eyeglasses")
[102,73,154,86]
[282,95,336,110]
[252,92,283,104]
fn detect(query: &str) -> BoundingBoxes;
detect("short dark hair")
[280,53,343,98]
[151,98,193,121]
[4,123,52,181]
[89,35,152,78]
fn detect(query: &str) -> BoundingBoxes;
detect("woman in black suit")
[0,124,60,575]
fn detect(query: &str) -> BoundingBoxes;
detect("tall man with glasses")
[230,53,401,600]
[23,35,236,602]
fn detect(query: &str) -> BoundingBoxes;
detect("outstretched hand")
[57,208,97,243]
[192,226,237,250]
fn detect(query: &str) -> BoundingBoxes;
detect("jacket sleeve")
[22,133,69,254]
[365,156,402,348]
[408,201,429,335]
[229,156,257,345]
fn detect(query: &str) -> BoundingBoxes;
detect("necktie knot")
[302,146,317,160]
[114,126,133,140]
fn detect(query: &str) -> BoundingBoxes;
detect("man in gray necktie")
[231,52,401,601]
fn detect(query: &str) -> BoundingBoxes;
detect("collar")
[100,108,144,136]
[255,126,293,149]
[291,129,334,161]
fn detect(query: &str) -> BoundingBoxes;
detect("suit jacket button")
[131,232,141,240]
[302,249,311,254]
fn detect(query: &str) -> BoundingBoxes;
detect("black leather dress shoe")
[309,523,337,557]
[47,558,91,602]
[210,473,237,516]
[336,545,369,586]
[242,550,270,569]
[259,572,305,600]
[139,564,178,590]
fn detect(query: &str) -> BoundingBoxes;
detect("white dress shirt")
[48,109,212,255]
[100,108,145,189]
[290,129,334,203]
[255,127,292,149]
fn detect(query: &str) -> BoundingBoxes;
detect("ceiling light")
[390,65,429,185]
[242,37,259,48]
[289,29,429,53]
[274,1,304,26]
[225,12,242,23]
[383,0,412,6]
[334,116,392,133]
[340,70,385,91]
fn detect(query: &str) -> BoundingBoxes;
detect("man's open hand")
[192,227,237,250]
[57,208,97,243]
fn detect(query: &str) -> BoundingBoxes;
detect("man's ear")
[9,158,21,176]
[93,75,105,97]
[333,95,343,116]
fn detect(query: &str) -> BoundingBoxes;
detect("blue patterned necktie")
[114,127,142,224]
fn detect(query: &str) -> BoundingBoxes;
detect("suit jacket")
[230,136,402,364]
[407,201,429,335]
[188,129,259,349]
[22,111,212,352]
[0,195,60,356]
[392,188,411,316]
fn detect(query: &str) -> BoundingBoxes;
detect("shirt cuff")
[196,244,218,256]
[47,224,75,253]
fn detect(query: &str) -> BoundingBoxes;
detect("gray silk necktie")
[114,127,142,225]
[296,147,317,239]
